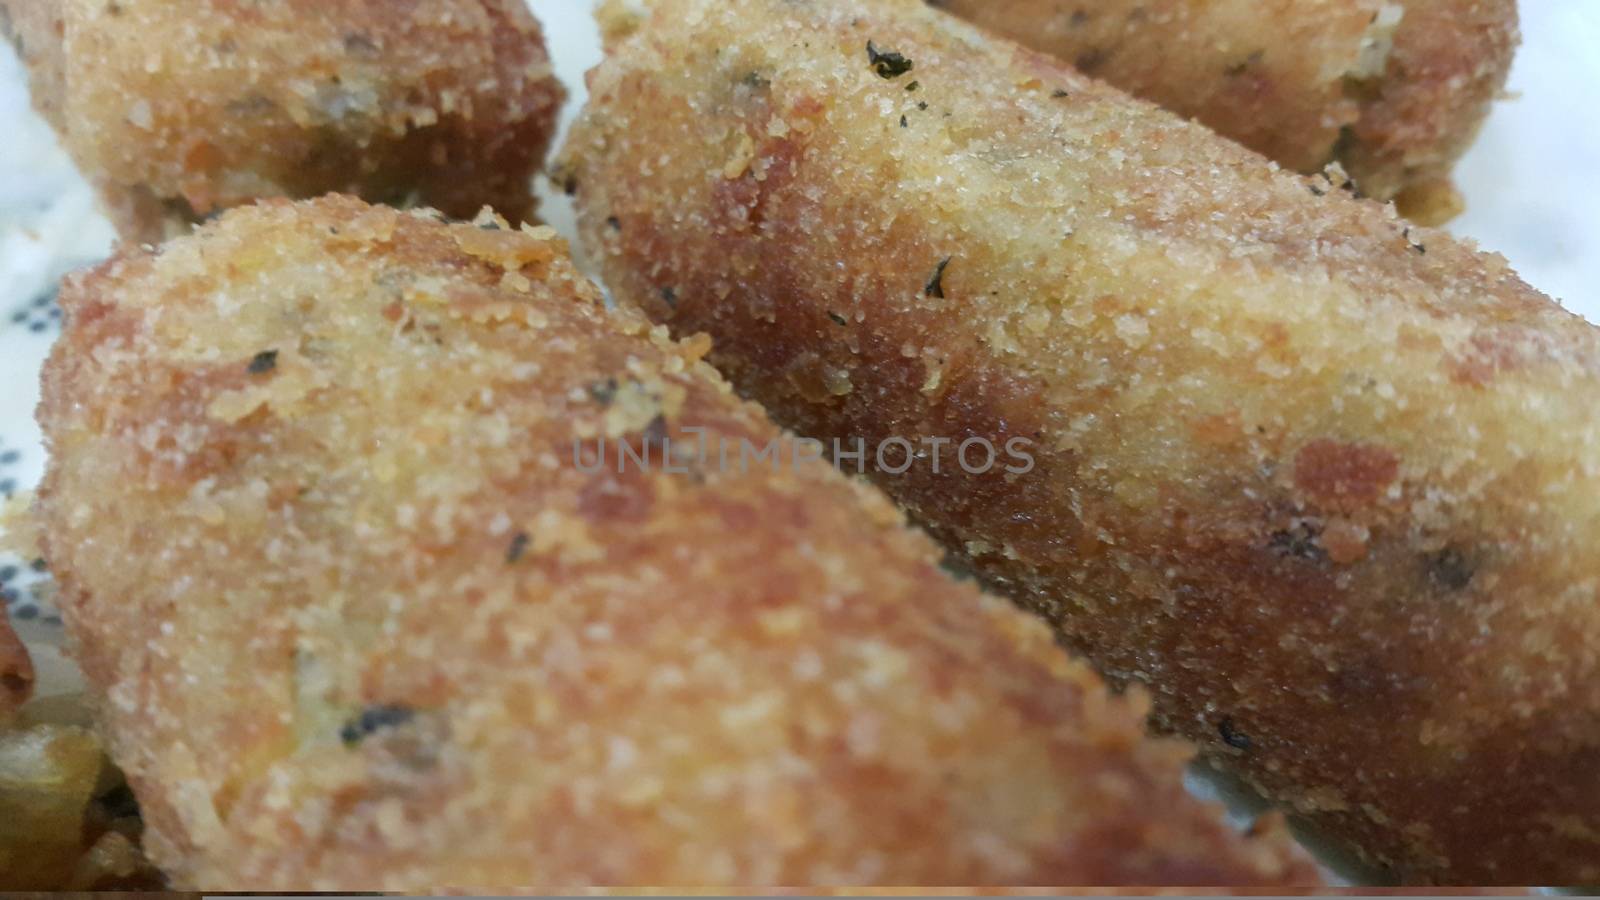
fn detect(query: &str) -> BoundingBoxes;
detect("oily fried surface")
[562,0,1600,884]
[924,0,1516,219]
[34,195,1315,890]
[0,0,563,242]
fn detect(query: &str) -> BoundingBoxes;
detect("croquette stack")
[11,0,1589,891]
[35,197,1314,889]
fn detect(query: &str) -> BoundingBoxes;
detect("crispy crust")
[0,0,563,243]
[924,0,1516,220]
[562,0,1600,884]
[34,196,1315,889]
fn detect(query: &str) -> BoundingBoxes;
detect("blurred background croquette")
[0,0,564,243]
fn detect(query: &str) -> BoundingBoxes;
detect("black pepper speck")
[589,378,620,405]
[340,704,416,746]
[924,256,952,298]
[1428,547,1474,591]
[867,41,914,79]
[1218,717,1252,750]
[506,531,531,564]
[248,349,279,375]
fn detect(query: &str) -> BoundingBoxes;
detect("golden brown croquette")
[922,0,1517,222]
[590,0,1515,222]
[561,0,1600,883]
[0,0,563,242]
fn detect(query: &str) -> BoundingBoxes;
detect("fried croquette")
[922,0,1517,222]
[561,0,1600,884]
[33,195,1317,890]
[588,0,1514,223]
[0,0,563,243]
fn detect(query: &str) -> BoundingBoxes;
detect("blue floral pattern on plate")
[0,43,118,633]
[0,281,71,629]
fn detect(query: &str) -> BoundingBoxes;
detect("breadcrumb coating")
[0,0,563,243]
[562,0,1600,884]
[34,196,1316,890]
[590,0,1514,222]
[920,0,1515,222]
